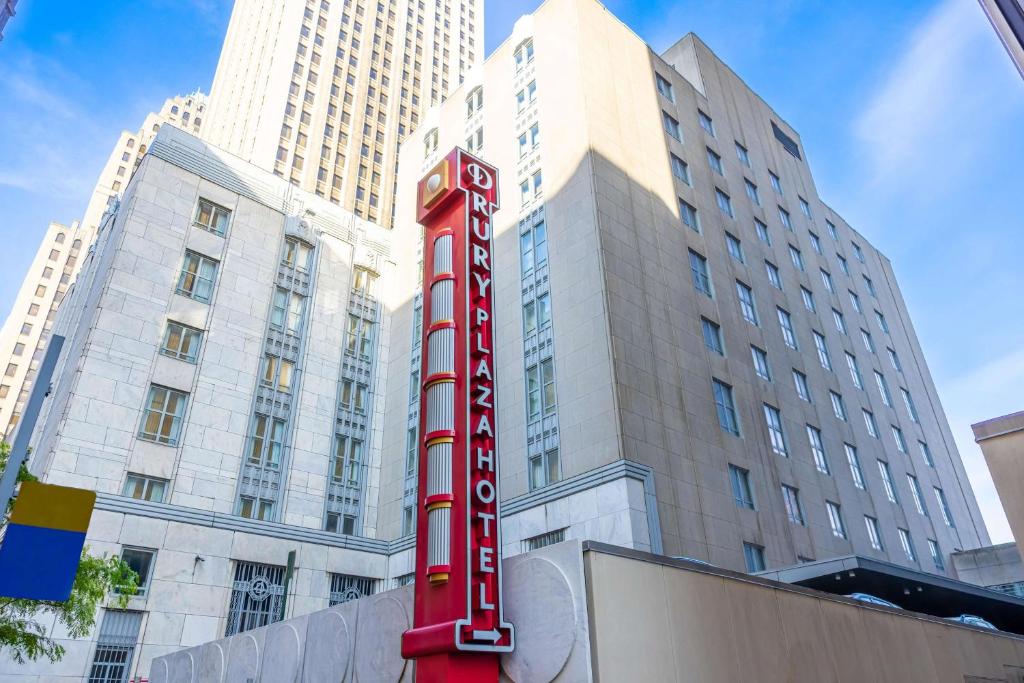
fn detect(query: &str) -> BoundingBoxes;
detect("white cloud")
[854,0,1024,196]
[940,347,1024,545]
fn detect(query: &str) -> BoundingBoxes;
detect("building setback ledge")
[972,410,1024,442]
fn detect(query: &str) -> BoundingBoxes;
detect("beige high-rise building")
[0,93,207,438]
[383,0,991,573]
[203,0,483,227]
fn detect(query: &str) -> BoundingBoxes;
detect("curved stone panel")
[501,557,577,683]
[301,609,352,683]
[352,595,410,682]
[261,623,303,681]
[196,642,226,683]
[225,633,260,682]
[167,650,195,683]
[149,656,170,683]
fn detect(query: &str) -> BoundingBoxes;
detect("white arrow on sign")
[471,629,501,643]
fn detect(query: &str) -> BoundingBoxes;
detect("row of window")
[730,464,948,572]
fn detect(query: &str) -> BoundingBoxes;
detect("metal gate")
[87,610,143,683]
[225,561,285,636]
[329,573,377,606]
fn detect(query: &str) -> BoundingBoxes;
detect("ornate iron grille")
[328,573,378,606]
[225,561,286,636]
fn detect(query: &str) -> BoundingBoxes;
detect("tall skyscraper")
[0,93,207,438]
[203,0,484,227]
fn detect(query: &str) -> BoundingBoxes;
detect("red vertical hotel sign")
[402,148,514,681]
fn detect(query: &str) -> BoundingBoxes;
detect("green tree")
[0,442,138,664]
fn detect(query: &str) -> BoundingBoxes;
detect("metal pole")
[0,334,64,517]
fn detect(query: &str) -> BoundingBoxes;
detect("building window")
[520,217,549,275]
[715,189,734,218]
[765,260,782,290]
[525,528,566,551]
[928,539,944,570]
[736,142,750,167]
[662,111,681,141]
[329,574,377,606]
[863,409,879,438]
[655,73,674,101]
[793,370,811,402]
[826,220,838,240]
[827,501,846,538]
[777,307,797,349]
[852,242,865,263]
[743,542,766,572]
[118,547,156,597]
[809,231,822,254]
[751,346,771,381]
[832,308,846,334]
[779,207,793,231]
[799,196,812,219]
[688,250,712,297]
[529,447,560,491]
[865,516,883,551]
[701,318,724,356]
[846,352,863,389]
[862,329,876,354]
[713,379,740,436]
[771,121,801,159]
[246,413,285,470]
[901,388,920,422]
[341,379,368,414]
[261,354,295,392]
[770,171,783,195]
[160,321,202,363]
[763,404,787,456]
[813,331,831,370]
[193,199,231,236]
[935,487,955,527]
[514,39,534,71]
[706,147,723,175]
[898,528,917,562]
[353,268,377,295]
[679,199,700,232]
[87,610,143,683]
[892,425,908,453]
[698,109,716,136]
[745,178,760,206]
[919,441,935,467]
[736,281,758,325]
[122,474,167,502]
[807,425,829,474]
[849,290,862,313]
[838,254,850,275]
[878,459,897,502]
[789,244,803,270]
[225,562,285,636]
[908,474,928,516]
[801,287,816,313]
[176,251,218,303]
[424,128,439,155]
[465,86,483,117]
[755,219,770,245]
[729,464,754,509]
[830,391,847,421]
[822,269,835,293]
[345,313,373,358]
[272,288,306,335]
[782,485,804,525]
[516,80,537,112]
[845,444,865,489]
[138,385,187,445]
[283,239,313,272]
[875,310,890,334]
[669,154,690,184]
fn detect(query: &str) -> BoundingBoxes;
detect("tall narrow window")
[777,308,797,349]
[846,444,865,489]
[801,287,816,313]
[935,487,955,527]
[865,516,883,550]
[247,414,286,469]
[863,409,879,438]
[701,318,724,356]
[878,459,898,503]
[225,562,285,635]
[846,352,863,389]
[736,281,758,325]
[138,385,188,445]
[745,179,760,206]
[807,425,829,473]
[827,501,846,538]
[770,171,783,195]
[730,465,754,509]
[713,379,740,436]
[706,147,723,175]
[813,331,831,370]
[908,474,928,516]
[779,207,793,231]
[764,404,788,456]
[898,528,917,562]
[662,111,681,141]
[830,391,847,421]
[655,73,674,101]
[929,539,944,570]
[698,110,716,136]
[88,611,143,683]
[919,441,935,467]
[743,543,766,572]
[793,370,811,402]
[755,219,770,245]
[765,261,782,290]
[689,250,712,297]
[892,425,908,453]
[726,233,744,262]
[716,189,734,218]
[822,269,835,293]
[782,485,804,525]
[736,142,750,167]
[832,308,846,334]
[901,388,920,422]
[751,346,771,381]
[679,199,700,232]
[283,238,312,272]
[670,154,690,184]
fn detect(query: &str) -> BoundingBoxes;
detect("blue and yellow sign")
[0,481,96,601]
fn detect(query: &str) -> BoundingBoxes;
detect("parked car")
[947,614,998,630]
[845,593,902,609]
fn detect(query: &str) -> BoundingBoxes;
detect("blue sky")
[1,0,1021,541]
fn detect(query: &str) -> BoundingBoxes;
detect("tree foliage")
[0,442,138,664]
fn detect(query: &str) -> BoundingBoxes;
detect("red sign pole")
[401,148,514,682]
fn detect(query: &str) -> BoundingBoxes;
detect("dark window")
[771,121,801,160]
